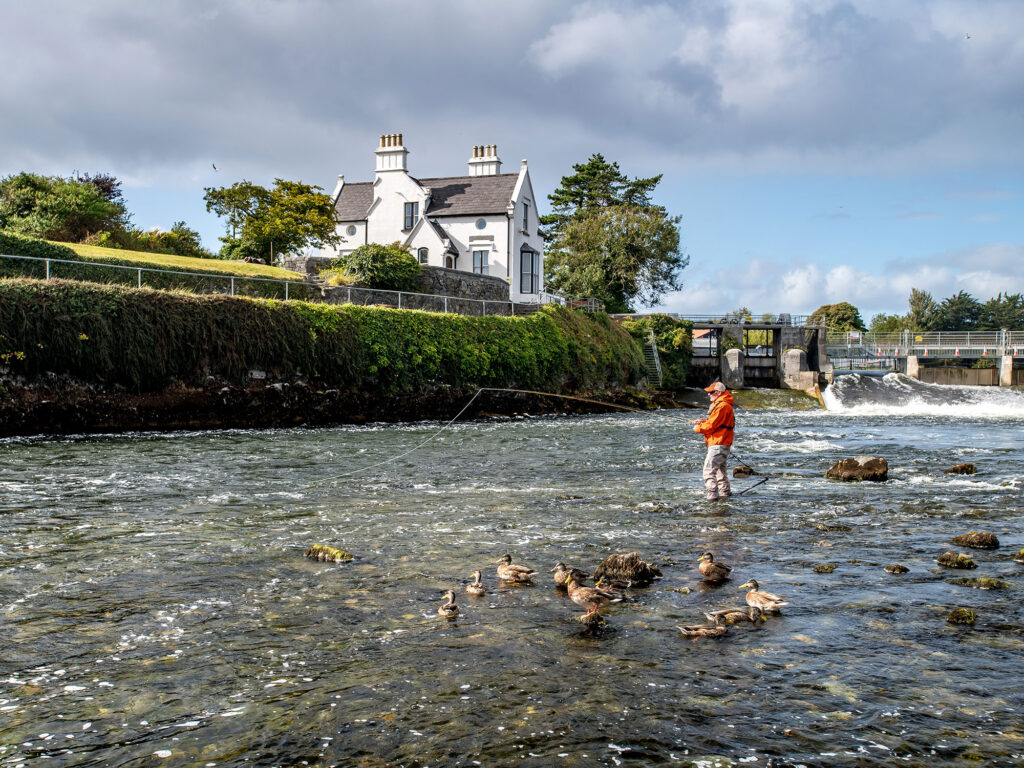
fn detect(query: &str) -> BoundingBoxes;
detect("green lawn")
[53,242,306,280]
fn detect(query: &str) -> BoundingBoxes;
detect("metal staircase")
[643,330,663,387]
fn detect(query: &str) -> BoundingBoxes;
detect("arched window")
[445,255,454,269]
[417,247,429,264]
[520,245,539,294]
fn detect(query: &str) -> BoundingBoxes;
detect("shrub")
[334,242,421,291]
[620,313,693,390]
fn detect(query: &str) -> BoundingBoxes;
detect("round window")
[346,225,357,236]
[475,218,486,230]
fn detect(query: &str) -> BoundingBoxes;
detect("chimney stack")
[468,143,501,176]
[375,132,409,175]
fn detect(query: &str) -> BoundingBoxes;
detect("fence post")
[444,296,448,313]
[230,277,235,296]
[348,287,352,304]
[138,268,142,288]
[285,281,289,301]
[46,259,50,280]
[398,291,402,310]
[482,300,487,315]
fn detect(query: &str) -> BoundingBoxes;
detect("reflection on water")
[1,397,1023,766]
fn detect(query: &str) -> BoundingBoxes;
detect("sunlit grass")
[52,241,305,279]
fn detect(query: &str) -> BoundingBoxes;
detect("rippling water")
[2,377,1023,767]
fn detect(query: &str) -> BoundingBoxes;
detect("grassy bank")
[0,278,644,395]
[0,233,310,300]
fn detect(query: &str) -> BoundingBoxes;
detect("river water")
[1,374,1022,767]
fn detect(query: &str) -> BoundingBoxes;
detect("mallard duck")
[466,571,486,596]
[678,613,728,639]
[438,590,459,619]
[592,552,662,585]
[704,606,765,625]
[565,574,623,615]
[698,551,732,583]
[551,562,590,587]
[497,553,536,584]
[738,579,788,614]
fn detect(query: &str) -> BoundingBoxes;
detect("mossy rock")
[951,531,999,549]
[884,564,909,574]
[815,522,852,532]
[937,551,976,569]
[947,577,1010,590]
[946,608,976,625]
[733,465,756,478]
[305,544,354,563]
[1015,548,1024,565]
[813,564,837,574]
[943,463,976,475]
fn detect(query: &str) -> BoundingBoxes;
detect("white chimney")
[331,174,345,203]
[375,133,409,176]
[467,144,502,176]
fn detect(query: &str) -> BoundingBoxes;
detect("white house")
[325,134,545,302]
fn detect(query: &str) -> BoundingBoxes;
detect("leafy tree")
[978,293,1024,330]
[907,288,938,331]
[808,302,866,331]
[540,154,663,244]
[335,242,421,291]
[869,312,907,332]
[0,172,127,241]
[934,290,981,330]
[543,204,686,312]
[204,178,339,261]
[620,313,693,390]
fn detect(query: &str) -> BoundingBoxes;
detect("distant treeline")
[870,289,1024,332]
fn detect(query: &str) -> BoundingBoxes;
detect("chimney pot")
[398,133,403,145]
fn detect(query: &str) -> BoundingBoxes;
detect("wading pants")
[703,445,731,500]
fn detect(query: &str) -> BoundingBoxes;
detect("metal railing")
[614,312,812,325]
[826,330,1024,358]
[0,252,306,299]
[1,252,603,317]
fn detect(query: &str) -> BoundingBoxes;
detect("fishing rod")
[340,386,773,494]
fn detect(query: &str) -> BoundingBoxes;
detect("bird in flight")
[212,163,220,171]
[965,33,970,39]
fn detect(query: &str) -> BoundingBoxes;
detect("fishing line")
[338,386,773,493]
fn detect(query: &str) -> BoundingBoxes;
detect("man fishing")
[692,381,735,500]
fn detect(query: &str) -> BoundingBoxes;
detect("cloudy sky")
[3,0,1022,320]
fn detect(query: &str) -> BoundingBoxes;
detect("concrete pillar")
[905,355,920,380]
[1000,355,1013,387]
[722,348,744,389]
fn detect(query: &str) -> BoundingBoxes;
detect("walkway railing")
[826,330,1024,358]
[615,312,812,325]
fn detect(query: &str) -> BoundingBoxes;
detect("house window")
[445,255,454,269]
[472,250,488,275]
[346,225,357,237]
[475,218,486,230]
[403,202,419,230]
[520,246,539,294]
[417,247,428,264]
[522,202,529,233]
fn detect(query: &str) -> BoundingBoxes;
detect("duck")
[551,562,590,587]
[438,590,459,619]
[592,552,662,585]
[497,553,536,584]
[678,613,728,639]
[697,551,732,583]
[466,571,486,596]
[704,606,765,625]
[565,574,623,616]
[738,579,788,614]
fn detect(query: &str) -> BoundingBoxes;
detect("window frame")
[519,246,538,294]
[403,201,419,230]
[472,249,489,275]
[417,247,429,265]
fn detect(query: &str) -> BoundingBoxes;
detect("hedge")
[0,278,644,394]
[0,232,313,301]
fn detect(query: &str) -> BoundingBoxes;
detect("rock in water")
[813,564,836,574]
[733,465,755,478]
[884,564,909,574]
[944,463,976,475]
[951,531,999,549]
[936,551,976,569]
[946,608,975,625]
[592,552,662,585]
[825,456,888,482]
[305,544,354,563]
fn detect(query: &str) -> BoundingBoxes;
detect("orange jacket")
[694,391,735,446]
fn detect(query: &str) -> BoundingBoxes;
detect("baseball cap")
[704,381,727,393]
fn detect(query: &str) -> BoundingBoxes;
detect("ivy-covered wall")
[0,278,644,395]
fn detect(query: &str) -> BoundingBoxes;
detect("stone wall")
[283,254,332,277]
[417,266,510,301]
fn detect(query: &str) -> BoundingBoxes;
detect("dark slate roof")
[334,182,373,221]
[419,173,518,216]
[428,218,459,255]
